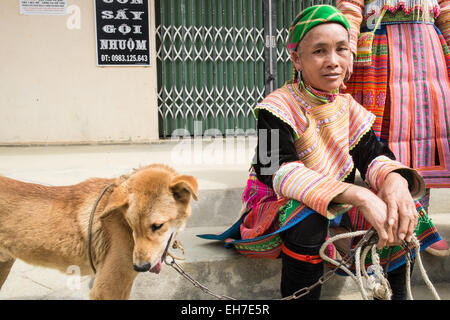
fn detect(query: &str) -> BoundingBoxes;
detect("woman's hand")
[377,172,418,244]
[333,185,390,249]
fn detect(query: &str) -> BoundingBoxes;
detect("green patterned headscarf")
[287,5,350,53]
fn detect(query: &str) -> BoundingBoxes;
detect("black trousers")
[280,213,411,300]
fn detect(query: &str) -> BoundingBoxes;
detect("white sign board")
[20,0,67,15]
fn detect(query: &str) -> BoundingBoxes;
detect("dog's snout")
[133,263,151,272]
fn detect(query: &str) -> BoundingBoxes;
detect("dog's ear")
[170,175,199,203]
[101,184,129,219]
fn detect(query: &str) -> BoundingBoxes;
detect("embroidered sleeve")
[336,0,365,55]
[365,155,426,199]
[436,0,450,46]
[273,161,353,219]
[350,128,395,180]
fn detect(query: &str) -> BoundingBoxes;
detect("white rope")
[356,244,391,300]
[406,256,413,300]
[369,245,392,300]
[354,245,369,300]
[320,230,391,299]
[411,236,441,300]
[320,230,440,300]
[319,231,366,281]
[360,246,372,279]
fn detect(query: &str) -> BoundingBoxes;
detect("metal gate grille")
[156,0,335,138]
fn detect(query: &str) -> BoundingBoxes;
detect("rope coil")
[320,231,441,300]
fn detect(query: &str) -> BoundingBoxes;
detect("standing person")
[338,0,450,256]
[199,5,442,300]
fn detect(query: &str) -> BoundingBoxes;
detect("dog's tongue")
[149,260,162,274]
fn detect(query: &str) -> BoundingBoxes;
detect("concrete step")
[1,218,450,300]
[430,189,450,214]
[1,142,450,300]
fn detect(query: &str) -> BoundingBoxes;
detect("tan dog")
[0,164,198,299]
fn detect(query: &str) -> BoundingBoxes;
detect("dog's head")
[101,164,198,273]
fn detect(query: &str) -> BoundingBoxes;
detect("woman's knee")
[282,213,328,248]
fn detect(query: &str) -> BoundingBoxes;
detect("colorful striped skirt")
[345,22,450,188]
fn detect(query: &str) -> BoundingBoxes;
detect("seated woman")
[199,5,441,300]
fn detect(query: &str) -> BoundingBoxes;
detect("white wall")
[0,0,159,144]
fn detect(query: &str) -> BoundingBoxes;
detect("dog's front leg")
[89,214,137,300]
[89,262,137,300]
[0,252,15,289]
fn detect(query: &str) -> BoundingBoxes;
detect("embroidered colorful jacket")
[243,80,425,240]
[246,82,424,222]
